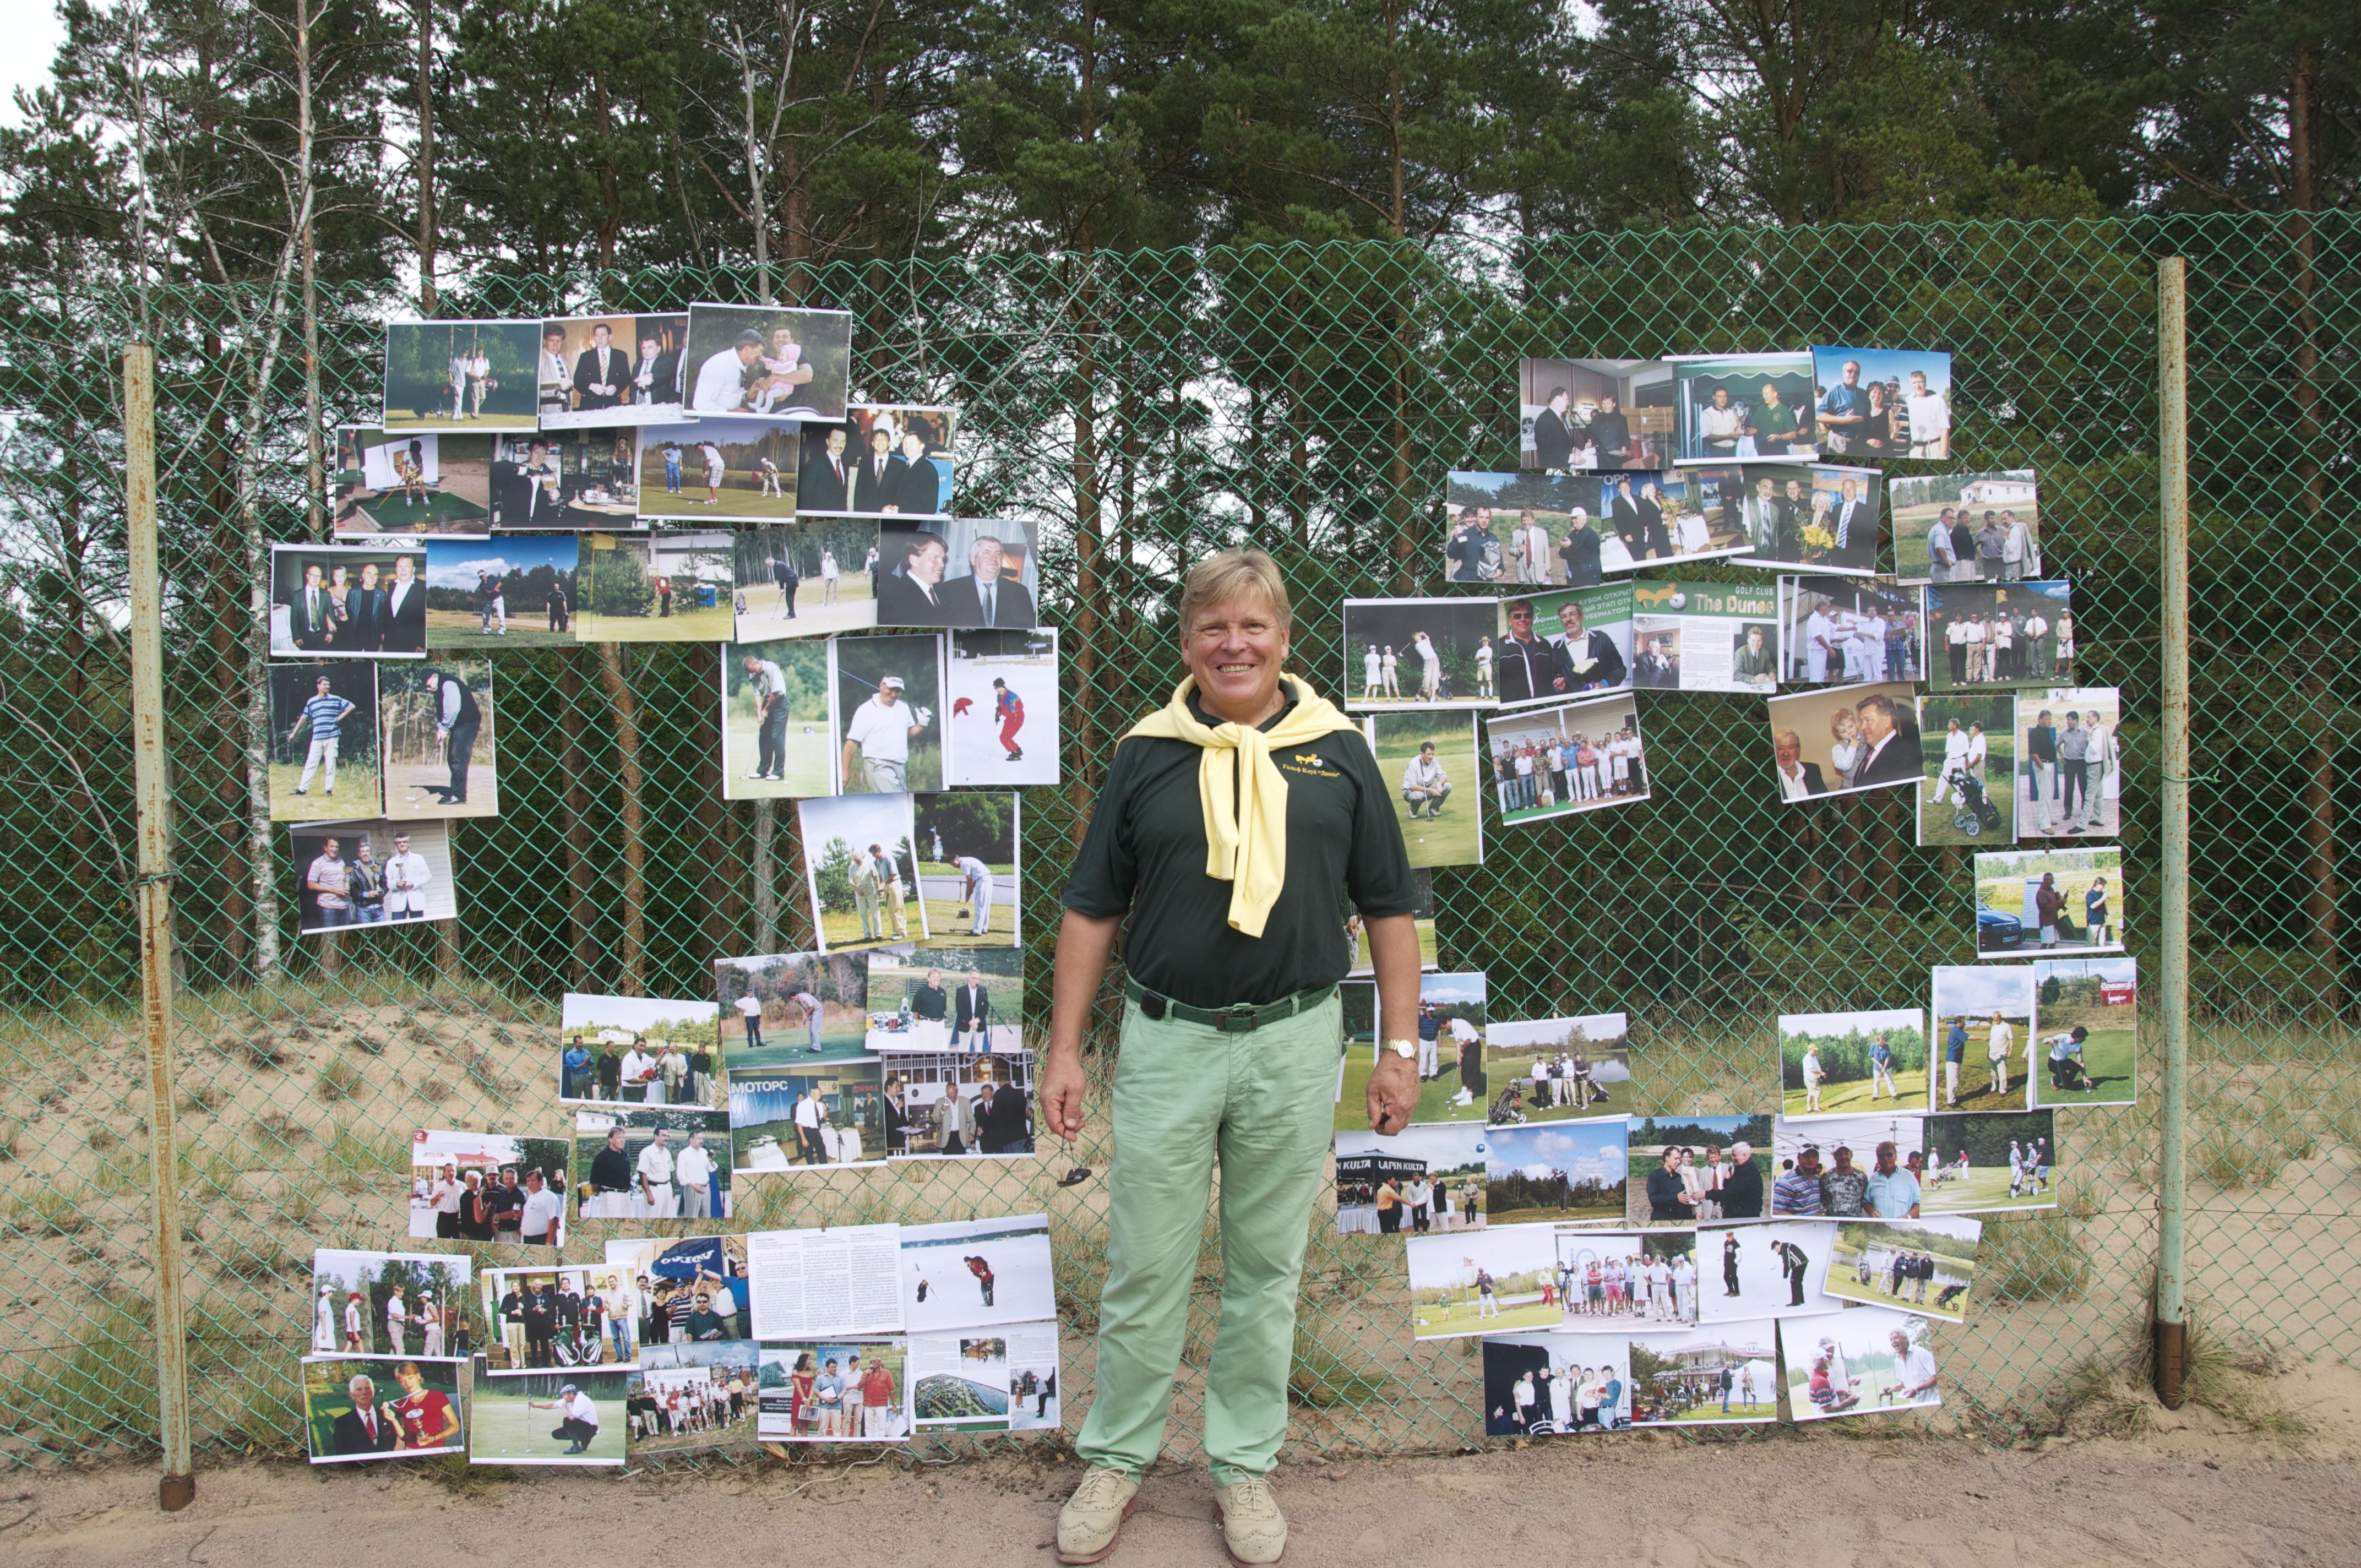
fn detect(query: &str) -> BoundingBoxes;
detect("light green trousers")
[1075,992,1341,1485]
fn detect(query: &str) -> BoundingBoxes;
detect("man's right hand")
[1037,1049,1086,1142]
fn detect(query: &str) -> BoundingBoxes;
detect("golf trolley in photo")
[1942,764,2003,836]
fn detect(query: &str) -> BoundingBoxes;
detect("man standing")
[1802,597,1839,683]
[1551,601,1628,693]
[991,676,1026,762]
[793,1088,826,1165]
[735,990,767,1053]
[1530,386,1576,470]
[677,1129,716,1219]
[1042,549,1418,1568]
[839,674,929,792]
[421,668,481,807]
[2057,711,2090,829]
[384,832,434,922]
[799,425,850,511]
[848,843,884,941]
[1819,1146,1869,1216]
[1987,1009,2016,1098]
[741,653,790,783]
[2025,706,2058,832]
[585,1126,634,1219]
[791,988,826,1055]
[1698,384,1748,457]
[637,1126,678,1219]
[1904,369,1950,459]
[1511,510,1550,585]
[1818,359,1868,454]
[1719,1141,1764,1219]
[1647,1147,1696,1223]
[1558,510,1602,586]
[519,1169,563,1247]
[574,322,627,412]
[1446,509,1491,583]
[304,835,352,929]
[289,675,354,799]
[1928,507,1960,582]
[1774,1145,1825,1216]
[953,968,993,1054]
[770,543,801,618]
[956,854,995,937]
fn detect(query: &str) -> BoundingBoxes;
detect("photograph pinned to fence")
[424,533,577,648]
[269,664,380,823]
[1974,844,2124,957]
[1765,682,1921,802]
[467,1358,627,1465]
[728,1059,890,1172]
[1483,693,1647,826]
[1346,867,1438,975]
[1485,1119,1630,1226]
[289,819,453,936]
[558,991,722,1108]
[487,429,644,530]
[536,312,691,429]
[2022,687,2122,839]
[721,636,831,799]
[757,1338,911,1441]
[1930,963,2037,1114]
[1628,579,1780,693]
[866,945,1023,1054]
[1407,1221,1562,1340]
[1735,464,1883,576]
[1491,584,1635,706]
[572,1106,732,1222]
[1695,1220,1840,1323]
[1916,692,2015,847]
[901,1215,1057,1335]
[1361,970,1489,1125]
[1769,1113,1926,1217]
[1519,356,1673,473]
[1482,1334,1631,1436]
[1925,579,2075,693]
[1920,1109,2059,1214]
[1629,1321,1780,1425]
[799,404,955,517]
[381,660,497,819]
[269,542,428,659]
[2031,956,2137,1107]
[334,428,492,535]
[628,1339,759,1453]
[714,949,870,1068]
[1551,1228,1698,1331]
[477,1263,643,1374]
[1809,347,1953,462]
[1780,1008,1928,1120]
[1366,712,1485,872]
[575,530,736,642]
[879,1046,1035,1159]
[831,633,945,794]
[1341,597,1502,709]
[407,1129,569,1246]
[1440,471,1585,584]
[1626,1115,1775,1226]
[302,1356,465,1463]
[1483,1014,1630,1125]
[606,1234,754,1349]
[1892,469,2040,581]
[1593,472,1740,568]
[913,792,1020,946]
[309,1250,471,1359]
[1781,1306,1943,1420]
[1333,1121,1489,1235]
[1825,1216,1983,1322]
[1667,352,1818,464]
[1780,575,1924,684]
[383,319,542,431]
[731,518,880,640]
[874,518,1043,631]
[682,302,853,421]
[637,420,801,524]
[909,1332,1019,1432]
[946,628,1059,787]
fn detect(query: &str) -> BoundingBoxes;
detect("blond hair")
[1177,548,1291,636]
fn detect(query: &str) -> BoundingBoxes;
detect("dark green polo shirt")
[1063,689,1417,1008]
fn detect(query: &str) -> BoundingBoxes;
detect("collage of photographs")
[284,317,2113,1463]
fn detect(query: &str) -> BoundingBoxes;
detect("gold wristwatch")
[1382,1038,1418,1060]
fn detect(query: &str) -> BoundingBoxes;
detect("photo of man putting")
[1040,549,1421,1566]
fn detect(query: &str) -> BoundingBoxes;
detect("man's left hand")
[1368,1053,1418,1135]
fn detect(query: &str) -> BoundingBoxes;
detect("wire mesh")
[0,214,2355,1468]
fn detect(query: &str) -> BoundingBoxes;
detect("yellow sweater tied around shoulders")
[1123,673,1361,937]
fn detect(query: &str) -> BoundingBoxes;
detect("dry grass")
[314,1054,366,1103]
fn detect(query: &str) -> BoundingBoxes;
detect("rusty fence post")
[125,343,197,1507]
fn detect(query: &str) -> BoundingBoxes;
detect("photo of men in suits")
[798,422,855,512]
[878,520,1043,631]
[303,1359,465,1463]
[270,547,428,659]
[936,535,1039,629]
[825,405,956,516]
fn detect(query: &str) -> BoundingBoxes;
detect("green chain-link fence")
[0,214,2354,1469]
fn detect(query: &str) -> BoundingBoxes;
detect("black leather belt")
[1124,977,1336,1035]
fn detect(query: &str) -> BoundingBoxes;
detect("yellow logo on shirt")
[1282,752,1339,778]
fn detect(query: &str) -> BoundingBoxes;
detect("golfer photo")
[1038,549,1421,1566]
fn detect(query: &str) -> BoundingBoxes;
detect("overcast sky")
[0,0,61,126]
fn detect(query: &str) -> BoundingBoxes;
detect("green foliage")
[586,542,656,619]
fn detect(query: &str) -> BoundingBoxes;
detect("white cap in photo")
[882,675,906,690]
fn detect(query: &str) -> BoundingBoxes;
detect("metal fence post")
[2154,257,2191,1408]
[124,343,197,1506]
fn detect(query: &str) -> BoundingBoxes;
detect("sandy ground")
[10,1416,2360,1568]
